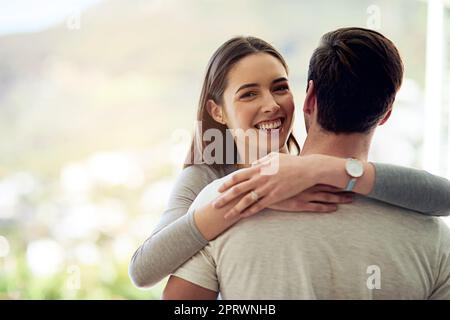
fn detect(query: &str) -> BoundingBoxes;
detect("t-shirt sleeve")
[429,221,450,299]
[172,247,219,292]
[169,176,235,292]
[369,162,450,216]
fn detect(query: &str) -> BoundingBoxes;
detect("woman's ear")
[206,99,226,125]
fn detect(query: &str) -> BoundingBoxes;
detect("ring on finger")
[250,190,259,202]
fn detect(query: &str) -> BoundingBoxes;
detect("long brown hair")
[184,36,300,170]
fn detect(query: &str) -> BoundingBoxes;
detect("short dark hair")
[307,27,404,133]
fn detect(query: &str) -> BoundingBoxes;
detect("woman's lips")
[254,117,285,131]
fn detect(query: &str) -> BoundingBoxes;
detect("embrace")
[130,27,450,299]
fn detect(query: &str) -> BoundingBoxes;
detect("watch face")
[346,158,364,177]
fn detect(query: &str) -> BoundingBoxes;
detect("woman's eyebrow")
[235,83,258,94]
[272,77,288,84]
[235,77,288,94]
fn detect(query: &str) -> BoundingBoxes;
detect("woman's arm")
[370,163,450,215]
[315,156,450,216]
[129,211,207,288]
[129,164,221,288]
[129,161,350,288]
[214,153,450,218]
[130,163,261,288]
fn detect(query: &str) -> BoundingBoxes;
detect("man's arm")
[161,242,220,300]
[162,275,218,300]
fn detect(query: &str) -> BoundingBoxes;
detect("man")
[162,27,450,299]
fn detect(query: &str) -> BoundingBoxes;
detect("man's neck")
[300,126,372,161]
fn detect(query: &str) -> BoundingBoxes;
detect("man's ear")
[378,108,392,126]
[303,80,316,115]
[206,99,226,125]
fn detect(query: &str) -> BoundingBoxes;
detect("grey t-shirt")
[129,163,450,288]
[173,175,450,299]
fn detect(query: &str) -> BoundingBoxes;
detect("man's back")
[173,178,450,299]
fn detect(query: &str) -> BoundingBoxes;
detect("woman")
[129,36,450,289]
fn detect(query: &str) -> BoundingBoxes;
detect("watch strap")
[344,177,357,191]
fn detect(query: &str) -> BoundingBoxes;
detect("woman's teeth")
[255,119,282,130]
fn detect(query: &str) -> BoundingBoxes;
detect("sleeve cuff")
[172,269,219,292]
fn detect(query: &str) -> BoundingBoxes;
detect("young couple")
[130,27,450,299]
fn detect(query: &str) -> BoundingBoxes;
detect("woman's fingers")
[309,192,353,204]
[223,190,349,219]
[223,186,271,219]
[268,198,298,211]
[239,196,272,218]
[303,202,338,213]
[213,179,255,209]
[217,166,260,192]
[224,183,274,219]
[240,197,339,218]
[223,192,260,219]
[311,184,344,193]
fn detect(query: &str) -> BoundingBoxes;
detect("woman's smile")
[254,116,286,133]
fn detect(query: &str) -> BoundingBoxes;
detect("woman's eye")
[241,91,257,99]
[274,85,289,93]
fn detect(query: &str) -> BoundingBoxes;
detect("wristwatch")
[344,158,364,191]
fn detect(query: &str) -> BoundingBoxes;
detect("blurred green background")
[0,0,449,299]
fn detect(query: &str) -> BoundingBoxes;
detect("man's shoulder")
[198,167,245,197]
[180,164,222,181]
[188,167,246,218]
[435,217,450,247]
[188,172,230,210]
[350,195,449,235]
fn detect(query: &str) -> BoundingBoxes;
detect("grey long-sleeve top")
[128,162,450,288]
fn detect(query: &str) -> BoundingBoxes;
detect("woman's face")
[220,53,295,163]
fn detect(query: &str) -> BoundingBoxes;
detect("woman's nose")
[261,94,280,113]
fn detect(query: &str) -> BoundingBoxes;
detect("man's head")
[304,27,404,134]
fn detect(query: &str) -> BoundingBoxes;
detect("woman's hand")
[212,152,351,219]
[266,184,353,215]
